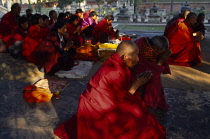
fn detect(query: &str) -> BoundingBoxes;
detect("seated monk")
[7,16,29,59]
[132,36,172,111]
[67,15,84,48]
[81,11,98,38]
[22,14,45,63]
[33,20,76,75]
[92,14,119,43]
[41,15,50,39]
[165,12,204,67]
[0,3,21,52]
[54,40,166,139]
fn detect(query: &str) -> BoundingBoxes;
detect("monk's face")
[13,5,21,15]
[58,25,67,35]
[124,47,139,68]
[51,12,57,20]
[38,17,43,27]
[189,16,197,27]
[73,19,79,25]
[107,19,113,25]
[43,19,49,26]
[21,21,29,30]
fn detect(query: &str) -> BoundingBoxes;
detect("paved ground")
[0,31,210,139]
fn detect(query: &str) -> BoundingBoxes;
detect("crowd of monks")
[0,3,206,139]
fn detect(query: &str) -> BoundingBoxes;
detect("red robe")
[54,53,166,139]
[133,37,170,111]
[33,31,75,74]
[165,20,201,67]
[92,18,116,42]
[67,23,84,47]
[6,27,27,48]
[0,12,19,43]
[22,25,43,63]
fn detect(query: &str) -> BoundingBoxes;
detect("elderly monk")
[0,3,21,52]
[54,40,166,139]
[165,12,204,67]
[132,36,171,111]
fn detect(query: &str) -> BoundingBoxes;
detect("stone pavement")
[0,32,210,139]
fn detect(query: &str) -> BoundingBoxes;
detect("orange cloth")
[165,20,201,67]
[23,85,53,103]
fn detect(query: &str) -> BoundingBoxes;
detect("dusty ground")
[0,31,209,139]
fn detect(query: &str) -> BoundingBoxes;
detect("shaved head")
[116,40,139,68]
[116,40,138,57]
[148,35,169,52]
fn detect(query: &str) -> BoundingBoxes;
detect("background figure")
[92,14,119,43]
[54,40,166,139]
[49,10,57,26]
[132,36,171,111]
[194,13,206,37]
[67,15,84,47]
[166,10,190,28]
[83,8,95,19]
[22,14,44,63]
[81,11,98,38]
[57,12,66,21]
[0,3,21,52]
[165,12,204,67]
[7,16,29,59]
[75,9,84,26]
[33,20,76,75]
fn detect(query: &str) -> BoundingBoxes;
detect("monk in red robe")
[165,12,204,67]
[92,14,119,43]
[67,15,84,47]
[22,14,45,63]
[33,20,75,75]
[132,36,171,111]
[7,16,28,59]
[48,10,57,26]
[54,40,166,139]
[0,3,21,52]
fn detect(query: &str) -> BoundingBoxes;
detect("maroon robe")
[0,11,19,43]
[67,23,84,47]
[54,53,166,139]
[6,27,27,48]
[92,18,116,43]
[133,37,170,111]
[165,20,201,67]
[33,31,75,74]
[22,25,43,63]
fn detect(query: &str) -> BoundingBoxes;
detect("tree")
[35,0,42,13]
[57,0,73,12]
[74,0,84,9]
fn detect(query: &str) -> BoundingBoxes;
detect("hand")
[129,71,152,94]
[64,41,73,51]
[157,49,172,65]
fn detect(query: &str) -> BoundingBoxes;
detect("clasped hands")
[64,41,73,51]
[129,71,152,95]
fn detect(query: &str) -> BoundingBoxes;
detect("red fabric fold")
[54,53,166,139]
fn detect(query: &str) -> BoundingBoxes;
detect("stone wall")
[139,2,210,14]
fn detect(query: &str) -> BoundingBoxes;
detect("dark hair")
[186,12,197,20]
[105,15,114,21]
[26,9,32,14]
[52,20,66,31]
[11,3,20,10]
[58,13,65,20]
[49,10,56,17]
[65,12,71,16]
[69,14,79,23]
[89,11,97,17]
[148,35,169,51]
[198,13,205,18]
[18,16,28,27]
[31,14,42,25]
[76,9,83,14]
[42,15,49,21]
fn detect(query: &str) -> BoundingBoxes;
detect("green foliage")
[57,0,73,11]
